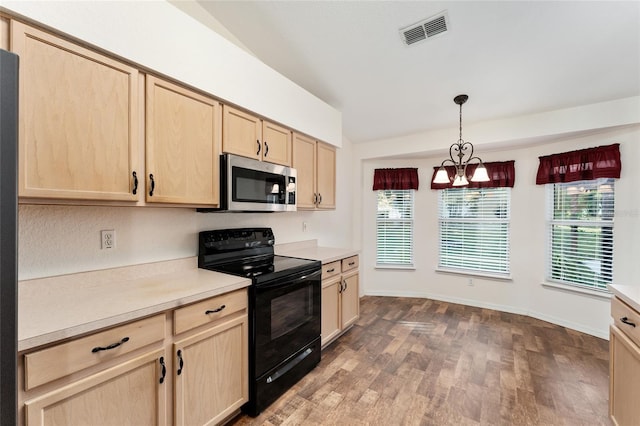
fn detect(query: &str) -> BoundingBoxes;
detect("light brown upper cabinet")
[146,76,221,206]
[293,133,336,210]
[222,105,291,166]
[11,21,140,202]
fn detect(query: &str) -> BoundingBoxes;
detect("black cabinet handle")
[256,139,261,156]
[91,337,129,353]
[621,316,637,327]
[264,141,269,156]
[159,357,166,384]
[326,268,335,273]
[318,193,323,205]
[348,262,355,266]
[339,280,346,293]
[205,304,226,315]
[132,171,138,195]
[313,193,318,205]
[343,280,348,292]
[176,350,184,375]
[149,174,155,196]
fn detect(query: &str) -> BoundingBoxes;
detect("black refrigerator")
[0,48,18,423]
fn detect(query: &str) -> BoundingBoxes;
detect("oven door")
[253,268,321,377]
[227,154,296,212]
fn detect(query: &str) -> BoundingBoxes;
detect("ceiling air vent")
[400,11,449,46]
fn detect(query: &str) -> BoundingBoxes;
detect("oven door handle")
[257,268,321,290]
[266,347,314,384]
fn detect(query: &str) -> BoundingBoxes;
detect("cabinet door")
[292,133,317,209]
[610,325,640,425]
[316,142,336,209]
[321,276,342,347]
[262,120,291,166]
[341,271,359,330]
[174,315,248,426]
[222,106,262,161]
[24,349,166,426]
[146,76,221,206]
[11,21,139,201]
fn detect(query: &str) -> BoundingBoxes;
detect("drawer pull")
[176,350,184,375]
[326,268,335,273]
[205,304,226,315]
[91,337,129,353]
[159,357,166,384]
[348,262,355,266]
[621,316,637,328]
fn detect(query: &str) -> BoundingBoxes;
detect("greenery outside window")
[438,187,510,275]
[376,190,414,267]
[547,178,614,291]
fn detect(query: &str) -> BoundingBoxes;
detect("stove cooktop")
[198,228,320,284]
[202,255,320,284]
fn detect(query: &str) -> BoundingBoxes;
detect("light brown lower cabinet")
[321,255,360,348]
[19,288,249,426]
[24,349,167,426]
[610,295,640,426]
[174,315,248,426]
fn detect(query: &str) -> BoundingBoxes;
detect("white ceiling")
[191,1,640,144]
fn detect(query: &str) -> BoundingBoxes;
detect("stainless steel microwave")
[204,154,297,212]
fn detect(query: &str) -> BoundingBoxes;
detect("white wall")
[1,0,342,146]
[357,127,639,339]
[18,137,354,280]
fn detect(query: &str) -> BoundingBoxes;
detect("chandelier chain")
[459,101,463,143]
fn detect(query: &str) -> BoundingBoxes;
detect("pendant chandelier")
[432,94,490,186]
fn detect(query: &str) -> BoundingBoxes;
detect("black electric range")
[198,228,322,416]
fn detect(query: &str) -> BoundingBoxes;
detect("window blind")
[547,178,614,291]
[438,187,510,275]
[376,190,414,266]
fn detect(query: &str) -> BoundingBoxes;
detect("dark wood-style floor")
[229,296,611,425]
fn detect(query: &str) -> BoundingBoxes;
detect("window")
[547,178,614,291]
[376,190,414,267]
[438,187,510,275]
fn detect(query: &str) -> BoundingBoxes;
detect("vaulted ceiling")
[185,1,640,144]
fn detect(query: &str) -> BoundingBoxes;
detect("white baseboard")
[363,290,609,340]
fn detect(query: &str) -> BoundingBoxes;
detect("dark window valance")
[430,160,516,190]
[536,143,621,185]
[373,168,419,190]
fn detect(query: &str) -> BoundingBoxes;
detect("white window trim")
[435,267,512,281]
[541,281,612,300]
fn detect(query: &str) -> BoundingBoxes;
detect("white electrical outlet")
[468,278,473,286]
[101,230,115,250]
[302,222,308,232]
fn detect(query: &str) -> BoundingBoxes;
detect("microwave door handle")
[258,269,321,290]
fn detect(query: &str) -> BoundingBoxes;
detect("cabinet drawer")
[322,261,341,280]
[342,255,359,272]
[24,314,165,390]
[612,297,640,348]
[174,289,247,335]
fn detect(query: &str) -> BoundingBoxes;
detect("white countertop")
[18,257,250,352]
[609,284,640,313]
[276,241,359,264]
